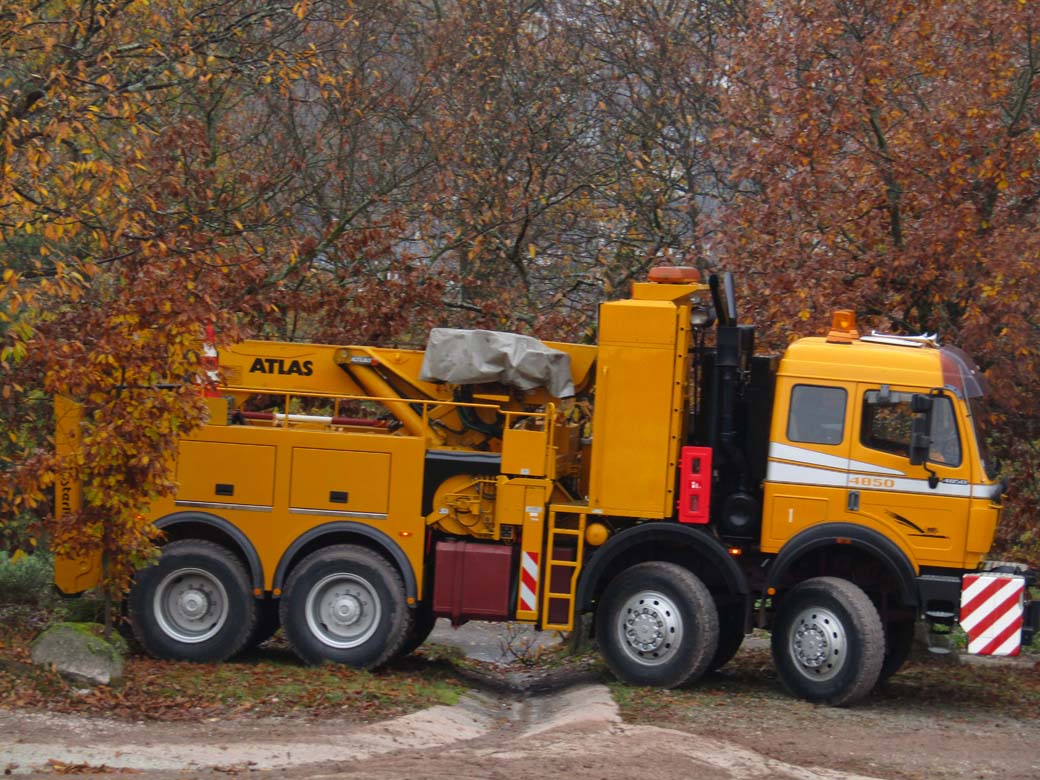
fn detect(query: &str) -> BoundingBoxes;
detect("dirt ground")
[0,684,894,780]
[627,652,1040,780]
[2,626,1039,780]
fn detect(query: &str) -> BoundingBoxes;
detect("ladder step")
[541,507,589,632]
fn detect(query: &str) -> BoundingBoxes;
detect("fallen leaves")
[0,606,463,724]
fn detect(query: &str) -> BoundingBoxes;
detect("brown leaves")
[715,1,1040,354]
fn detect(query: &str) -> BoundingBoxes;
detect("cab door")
[847,385,972,568]
[761,380,853,553]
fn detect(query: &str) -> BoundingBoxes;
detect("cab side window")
[788,385,847,445]
[860,390,961,466]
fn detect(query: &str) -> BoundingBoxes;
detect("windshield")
[967,395,998,480]
[941,346,997,480]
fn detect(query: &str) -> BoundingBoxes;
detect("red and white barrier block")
[960,573,1025,656]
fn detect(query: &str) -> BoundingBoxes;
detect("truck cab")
[762,324,1003,575]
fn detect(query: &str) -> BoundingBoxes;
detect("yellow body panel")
[155,424,427,594]
[289,448,391,514]
[587,299,689,517]
[53,396,102,594]
[501,427,550,478]
[505,478,551,622]
[176,440,277,508]
[776,337,943,386]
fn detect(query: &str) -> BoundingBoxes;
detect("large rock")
[31,622,127,686]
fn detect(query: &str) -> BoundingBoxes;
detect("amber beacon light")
[648,266,701,284]
[826,309,860,343]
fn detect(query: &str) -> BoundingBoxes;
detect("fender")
[155,511,264,592]
[576,523,749,612]
[272,521,418,600]
[765,522,918,605]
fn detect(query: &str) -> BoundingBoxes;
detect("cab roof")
[779,336,944,388]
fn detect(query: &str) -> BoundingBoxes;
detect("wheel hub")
[153,567,229,644]
[788,606,847,681]
[794,624,829,667]
[331,593,363,626]
[626,609,665,652]
[305,573,382,649]
[177,589,210,620]
[616,589,682,665]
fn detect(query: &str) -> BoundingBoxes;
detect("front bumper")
[916,565,1038,655]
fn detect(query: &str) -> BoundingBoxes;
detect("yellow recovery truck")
[55,267,1038,705]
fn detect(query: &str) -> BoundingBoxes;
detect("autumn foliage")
[2,0,1039,590]
[713,0,1040,557]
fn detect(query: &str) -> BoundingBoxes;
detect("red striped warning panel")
[960,573,1025,656]
[518,551,540,613]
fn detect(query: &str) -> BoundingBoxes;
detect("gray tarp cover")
[419,329,575,398]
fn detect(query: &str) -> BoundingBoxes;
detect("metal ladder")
[541,505,588,631]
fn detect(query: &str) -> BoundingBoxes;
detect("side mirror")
[911,394,933,414]
[909,422,931,466]
[908,394,934,467]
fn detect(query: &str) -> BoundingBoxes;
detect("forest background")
[2,0,1039,596]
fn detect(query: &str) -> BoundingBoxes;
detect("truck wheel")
[771,577,884,706]
[879,619,915,682]
[239,597,281,654]
[128,540,257,662]
[280,545,410,669]
[596,562,719,688]
[709,607,746,672]
[396,605,438,658]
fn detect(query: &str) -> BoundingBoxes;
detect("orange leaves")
[715,0,1040,549]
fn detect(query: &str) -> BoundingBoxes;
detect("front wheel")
[280,545,410,669]
[128,540,257,662]
[596,562,719,688]
[771,577,884,706]
[879,618,915,682]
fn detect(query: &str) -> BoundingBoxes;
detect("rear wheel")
[771,577,884,706]
[240,597,281,653]
[281,545,410,669]
[596,562,719,688]
[128,540,257,662]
